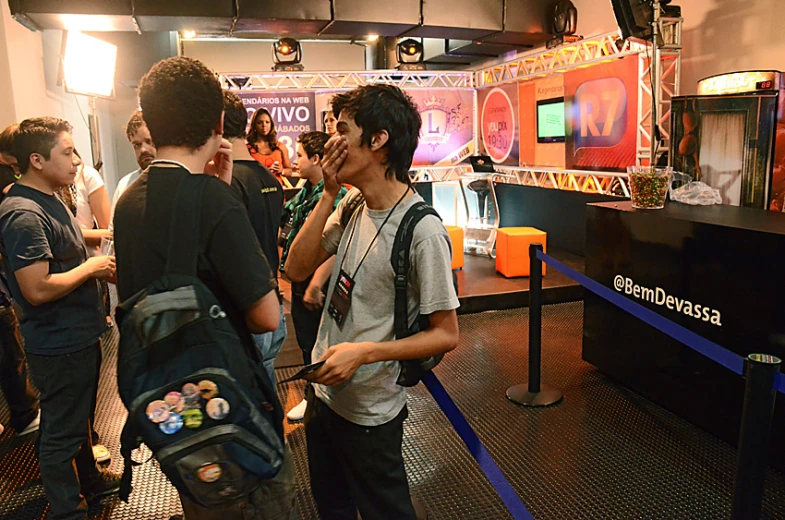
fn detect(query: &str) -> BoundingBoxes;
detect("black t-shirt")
[113,167,277,354]
[0,184,105,355]
[230,160,283,272]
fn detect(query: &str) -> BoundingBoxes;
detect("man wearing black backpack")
[113,57,295,519]
[285,85,460,520]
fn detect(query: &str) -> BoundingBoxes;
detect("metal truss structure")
[222,27,681,194]
[219,70,474,91]
[410,165,629,197]
[475,24,683,167]
[636,17,683,165]
[476,32,634,86]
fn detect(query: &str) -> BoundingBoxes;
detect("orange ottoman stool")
[444,225,465,270]
[495,227,546,278]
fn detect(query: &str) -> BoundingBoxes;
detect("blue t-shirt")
[0,184,105,355]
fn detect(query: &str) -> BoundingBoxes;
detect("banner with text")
[564,56,638,171]
[236,91,317,164]
[478,84,519,165]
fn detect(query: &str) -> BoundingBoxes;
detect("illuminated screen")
[537,98,565,143]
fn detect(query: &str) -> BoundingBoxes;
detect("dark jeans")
[27,343,101,520]
[290,279,324,366]
[0,305,39,431]
[304,390,416,520]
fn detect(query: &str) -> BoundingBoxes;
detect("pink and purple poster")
[235,91,317,164]
[409,89,475,166]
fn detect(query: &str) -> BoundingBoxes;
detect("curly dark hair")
[297,131,330,159]
[246,108,279,153]
[12,117,73,174]
[124,109,146,141]
[331,85,421,184]
[222,90,249,140]
[138,57,223,150]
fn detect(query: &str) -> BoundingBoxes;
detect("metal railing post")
[506,244,563,407]
[731,353,781,520]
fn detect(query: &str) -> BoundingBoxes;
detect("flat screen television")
[537,98,566,143]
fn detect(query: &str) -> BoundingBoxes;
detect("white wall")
[0,2,115,179]
[183,40,365,73]
[572,0,785,95]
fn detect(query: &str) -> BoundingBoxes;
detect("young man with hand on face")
[280,131,347,421]
[0,117,119,520]
[285,85,460,520]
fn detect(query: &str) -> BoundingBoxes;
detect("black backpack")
[341,190,459,386]
[115,175,285,508]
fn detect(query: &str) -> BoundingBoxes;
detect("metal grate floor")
[1,303,785,519]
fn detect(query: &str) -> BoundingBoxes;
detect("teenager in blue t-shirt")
[0,117,119,520]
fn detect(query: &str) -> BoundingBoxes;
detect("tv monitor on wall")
[537,98,566,143]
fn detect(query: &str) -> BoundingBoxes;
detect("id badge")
[328,269,354,330]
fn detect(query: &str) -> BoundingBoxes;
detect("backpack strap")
[391,202,441,340]
[164,175,210,276]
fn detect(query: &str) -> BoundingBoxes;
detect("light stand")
[87,96,103,171]
[649,0,661,165]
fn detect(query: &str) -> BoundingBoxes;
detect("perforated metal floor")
[2,303,785,519]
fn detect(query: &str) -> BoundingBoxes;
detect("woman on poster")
[247,107,292,182]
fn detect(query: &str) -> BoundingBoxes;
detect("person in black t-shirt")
[223,90,287,386]
[113,57,295,520]
[0,117,119,520]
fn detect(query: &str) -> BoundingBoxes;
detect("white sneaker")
[15,409,41,437]
[286,399,308,422]
[93,444,112,464]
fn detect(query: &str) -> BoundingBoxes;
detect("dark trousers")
[305,391,416,520]
[290,279,324,366]
[0,305,39,431]
[27,343,101,520]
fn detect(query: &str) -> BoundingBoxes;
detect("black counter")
[583,201,785,470]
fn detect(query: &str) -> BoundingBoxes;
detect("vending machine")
[670,71,785,210]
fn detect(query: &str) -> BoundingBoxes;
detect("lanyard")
[341,187,410,280]
[150,160,191,173]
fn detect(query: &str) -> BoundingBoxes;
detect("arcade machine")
[670,71,785,210]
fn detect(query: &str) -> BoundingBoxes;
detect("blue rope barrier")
[536,250,785,396]
[422,372,535,520]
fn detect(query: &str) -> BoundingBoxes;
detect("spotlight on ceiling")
[182,29,196,39]
[367,34,379,42]
[396,38,425,71]
[273,38,303,72]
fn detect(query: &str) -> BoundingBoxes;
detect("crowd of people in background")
[0,55,459,520]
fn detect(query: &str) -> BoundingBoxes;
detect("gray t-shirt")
[314,189,460,426]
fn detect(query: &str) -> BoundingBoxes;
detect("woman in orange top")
[247,107,292,182]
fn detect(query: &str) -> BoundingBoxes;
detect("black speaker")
[610,0,654,40]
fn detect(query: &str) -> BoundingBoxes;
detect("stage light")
[396,38,424,71]
[273,38,303,71]
[367,34,379,42]
[182,30,196,39]
[61,31,117,98]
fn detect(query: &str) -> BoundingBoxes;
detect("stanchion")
[507,243,563,407]
[731,353,781,520]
